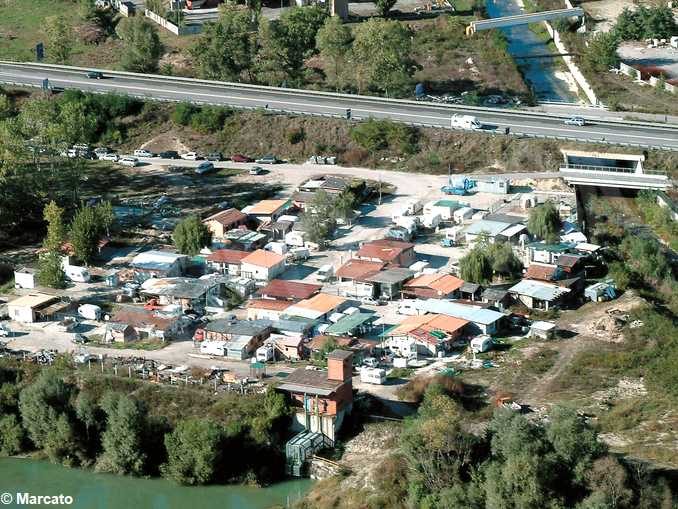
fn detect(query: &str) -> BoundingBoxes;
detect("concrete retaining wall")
[543,21,600,105]
[145,9,202,35]
[619,61,676,93]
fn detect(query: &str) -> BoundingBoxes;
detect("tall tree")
[316,16,353,90]
[70,203,110,264]
[583,32,619,73]
[527,201,562,243]
[173,215,212,255]
[191,8,257,82]
[162,418,224,485]
[117,17,163,73]
[487,242,522,280]
[38,201,67,288]
[58,101,98,146]
[96,393,147,476]
[45,16,74,64]
[459,247,492,284]
[351,19,416,97]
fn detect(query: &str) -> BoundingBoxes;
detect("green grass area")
[214,168,244,178]
[88,338,167,351]
[387,367,413,379]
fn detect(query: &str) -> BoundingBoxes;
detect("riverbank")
[0,457,312,509]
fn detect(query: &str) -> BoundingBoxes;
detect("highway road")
[1,61,677,151]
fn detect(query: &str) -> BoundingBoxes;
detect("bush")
[287,127,305,145]
[190,106,229,134]
[171,103,198,126]
[350,119,418,155]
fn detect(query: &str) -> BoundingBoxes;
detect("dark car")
[86,71,104,79]
[205,152,223,162]
[255,154,279,164]
[159,150,180,159]
[231,154,254,163]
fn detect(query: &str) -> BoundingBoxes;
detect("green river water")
[0,458,312,509]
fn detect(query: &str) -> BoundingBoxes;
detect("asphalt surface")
[1,61,677,150]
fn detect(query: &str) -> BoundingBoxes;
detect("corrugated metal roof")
[336,259,385,281]
[246,199,290,215]
[256,279,321,301]
[464,220,513,237]
[286,293,347,319]
[405,273,464,294]
[509,280,570,301]
[325,312,375,335]
[413,299,505,325]
[241,249,286,268]
[365,267,415,284]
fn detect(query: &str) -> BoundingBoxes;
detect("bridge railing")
[561,164,667,176]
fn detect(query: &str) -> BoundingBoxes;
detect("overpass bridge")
[466,8,585,35]
[558,151,671,191]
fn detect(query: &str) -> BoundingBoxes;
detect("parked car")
[249,166,264,175]
[205,152,223,161]
[86,71,104,79]
[134,149,155,158]
[231,153,254,163]
[181,152,201,160]
[119,156,139,167]
[361,296,386,306]
[255,154,279,164]
[564,116,586,126]
[72,334,88,344]
[195,161,215,175]
[94,147,111,158]
[159,150,180,159]
[100,153,119,162]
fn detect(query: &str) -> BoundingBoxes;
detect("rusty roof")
[241,249,286,268]
[111,305,176,331]
[389,313,468,337]
[405,273,464,294]
[356,239,414,262]
[246,299,292,311]
[336,259,385,281]
[525,263,558,282]
[276,368,344,396]
[206,249,249,264]
[256,279,321,301]
[203,208,247,226]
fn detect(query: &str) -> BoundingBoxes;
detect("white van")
[316,264,334,282]
[78,304,101,321]
[256,344,275,362]
[360,367,386,385]
[64,265,91,283]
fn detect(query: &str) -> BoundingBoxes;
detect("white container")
[316,264,334,282]
[64,265,91,283]
[284,231,306,247]
[422,213,441,229]
[393,357,408,368]
[255,344,274,362]
[470,335,493,353]
[200,341,227,356]
[265,242,288,255]
[78,304,101,321]
[360,367,386,385]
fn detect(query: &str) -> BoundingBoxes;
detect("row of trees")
[45,11,162,73]
[192,7,417,97]
[374,381,673,509]
[0,364,289,485]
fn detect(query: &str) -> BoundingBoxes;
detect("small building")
[508,279,571,310]
[130,251,188,281]
[202,208,248,239]
[7,293,60,323]
[256,279,322,302]
[423,199,464,221]
[336,259,385,298]
[355,239,416,268]
[465,220,525,245]
[13,268,36,290]
[555,254,586,278]
[206,249,249,276]
[243,199,291,225]
[269,334,305,360]
[240,249,286,281]
[411,299,505,335]
[403,273,464,300]
[524,242,572,265]
[246,299,293,320]
[201,319,273,359]
[110,305,189,341]
[140,277,224,313]
[277,349,354,443]
[585,281,617,302]
[475,177,509,194]
[458,282,482,301]
[481,287,513,312]
[386,313,469,357]
[105,322,136,343]
[524,263,562,282]
[221,229,267,251]
[364,267,414,300]
[530,321,557,340]
[285,293,348,321]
